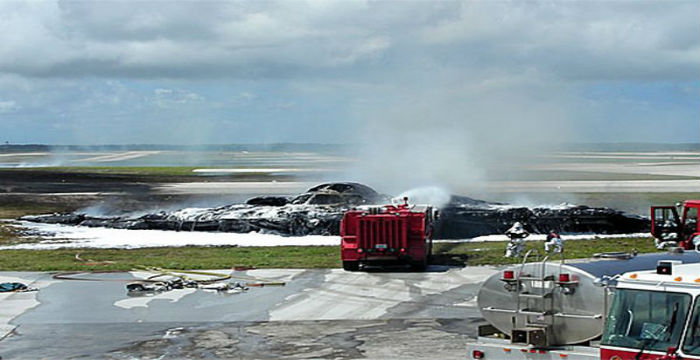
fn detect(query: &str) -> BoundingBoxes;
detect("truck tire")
[342,261,360,271]
[410,258,428,272]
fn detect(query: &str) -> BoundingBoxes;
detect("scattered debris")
[125,281,171,294]
[0,282,37,293]
[244,281,286,287]
[200,282,249,294]
[53,266,285,298]
[592,251,638,260]
[246,196,290,206]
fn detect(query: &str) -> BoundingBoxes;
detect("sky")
[0,0,698,145]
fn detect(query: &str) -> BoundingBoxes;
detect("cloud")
[0,1,402,79]
[417,1,699,81]
[237,92,256,101]
[0,1,693,82]
[0,100,18,113]
[0,1,696,146]
[152,88,203,108]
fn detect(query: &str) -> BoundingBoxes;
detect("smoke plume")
[348,74,573,197]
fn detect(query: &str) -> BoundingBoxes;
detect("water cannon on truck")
[339,197,437,271]
[466,251,700,359]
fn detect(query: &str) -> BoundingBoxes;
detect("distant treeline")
[0,143,354,153]
[0,142,697,153]
[555,142,699,152]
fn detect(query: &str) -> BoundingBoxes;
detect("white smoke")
[0,151,67,168]
[395,186,452,209]
[348,74,573,196]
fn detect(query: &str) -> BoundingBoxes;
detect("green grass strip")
[0,237,657,271]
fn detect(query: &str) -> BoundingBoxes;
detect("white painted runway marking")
[153,181,315,195]
[269,267,498,321]
[72,151,161,163]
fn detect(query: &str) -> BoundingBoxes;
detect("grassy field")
[432,237,656,266]
[32,166,204,176]
[0,237,656,271]
[0,246,339,271]
[0,167,295,184]
[0,203,73,219]
[7,166,697,181]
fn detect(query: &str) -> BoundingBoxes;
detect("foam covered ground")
[1,221,647,250]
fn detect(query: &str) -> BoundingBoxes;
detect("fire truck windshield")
[683,298,700,355]
[684,206,698,235]
[602,289,691,353]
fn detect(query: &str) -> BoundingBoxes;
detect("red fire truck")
[339,198,437,271]
[651,200,700,250]
[599,260,700,360]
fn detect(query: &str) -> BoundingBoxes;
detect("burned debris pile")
[437,197,649,238]
[20,182,649,239]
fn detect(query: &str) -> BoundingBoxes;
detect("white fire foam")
[2,222,340,250]
[2,221,649,250]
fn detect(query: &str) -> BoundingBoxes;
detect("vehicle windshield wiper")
[635,302,680,360]
[635,338,655,360]
[666,302,680,341]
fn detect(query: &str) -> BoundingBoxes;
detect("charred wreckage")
[20,182,649,239]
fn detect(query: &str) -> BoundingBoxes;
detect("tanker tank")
[477,251,700,347]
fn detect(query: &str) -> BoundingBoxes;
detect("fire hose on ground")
[52,263,286,295]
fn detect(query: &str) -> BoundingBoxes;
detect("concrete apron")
[0,266,497,359]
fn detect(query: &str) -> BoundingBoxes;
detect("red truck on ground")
[339,198,437,271]
[651,200,700,250]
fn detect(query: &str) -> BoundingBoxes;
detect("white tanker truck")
[466,251,700,360]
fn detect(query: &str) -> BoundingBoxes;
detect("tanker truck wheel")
[342,261,360,271]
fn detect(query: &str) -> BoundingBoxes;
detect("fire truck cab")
[600,261,700,359]
[651,200,700,250]
[339,198,437,271]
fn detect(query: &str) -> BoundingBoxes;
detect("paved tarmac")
[476,179,700,193]
[0,266,497,359]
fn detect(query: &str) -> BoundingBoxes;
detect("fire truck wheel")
[410,259,427,272]
[342,261,360,271]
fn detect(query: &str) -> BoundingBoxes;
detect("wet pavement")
[0,266,496,359]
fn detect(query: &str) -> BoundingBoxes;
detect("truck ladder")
[516,250,553,317]
[512,249,567,345]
